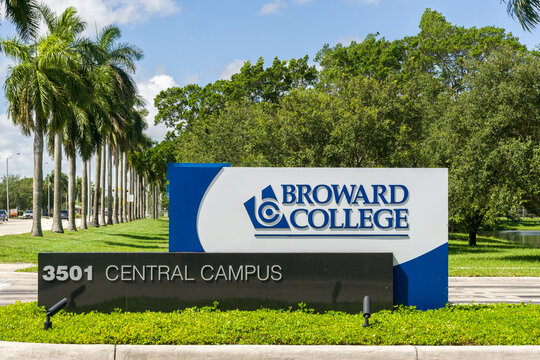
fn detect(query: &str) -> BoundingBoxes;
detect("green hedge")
[1,302,539,345]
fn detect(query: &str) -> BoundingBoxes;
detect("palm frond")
[503,0,540,31]
[4,0,40,40]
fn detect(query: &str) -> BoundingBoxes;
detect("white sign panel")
[168,164,448,309]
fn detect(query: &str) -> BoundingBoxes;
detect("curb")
[1,342,539,360]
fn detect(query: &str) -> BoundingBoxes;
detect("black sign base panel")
[38,253,393,313]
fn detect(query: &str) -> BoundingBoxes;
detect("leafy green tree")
[411,9,525,92]
[0,175,33,211]
[315,34,406,83]
[425,47,540,245]
[316,9,524,93]
[154,56,317,136]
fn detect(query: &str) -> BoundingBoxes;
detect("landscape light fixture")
[362,295,371,327]
[44,298,68,330]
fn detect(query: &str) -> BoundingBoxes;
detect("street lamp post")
[6,152,21,219]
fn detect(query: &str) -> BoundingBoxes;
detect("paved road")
[449,277,540,304]
[0,264,36,306]
[0,264,539,306]
[0,218,83,236]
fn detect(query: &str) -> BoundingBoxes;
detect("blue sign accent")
[244,185,290,229]
[167,163,230,252]
[393,242,448,310]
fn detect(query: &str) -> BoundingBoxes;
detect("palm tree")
[1,0,39,39]
[1,12,87,236]
[90,25,142,225]
[504,0,540,31]
[37,5,91,233]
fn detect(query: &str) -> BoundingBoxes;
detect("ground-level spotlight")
[363,295,371,327]
[44,298,68,330]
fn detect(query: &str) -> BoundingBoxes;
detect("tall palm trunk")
[52,131,64,233]
[133,169,139,220]
[158,190,161,219]
[137,173,141,220]
[127,166,132,222]
[81,159,87,229]
[113,148,119,224]
[132,171,136,220]
[100,142,106,226]
[92,148,101,227]
[119,150,125,223]
[31,117,44,237]
[67,153,77,231]
[140,176,144,219]
[122,151,127,222]
[88,158,92,225]
[132,168,136,220]
[142,176,148,219]
[154,185,158,220]
[107,143,113,225]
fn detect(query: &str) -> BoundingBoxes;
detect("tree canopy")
[151,8,539,245]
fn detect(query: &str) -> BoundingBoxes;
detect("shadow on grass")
[498,255,540,263]
[449,245,503,255]
[105,233,168,241]
[448,233,530,255]
[103,241,165,250]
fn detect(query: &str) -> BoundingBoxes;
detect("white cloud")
[40,0,180,33]
[337,36,363,45]
[220,59,245,80]
[184,74,199,84]
[294,0,313,5]
[0,113,52,178]
[137,73,178,141]
[348,0,380,4]
[259,0,287,15]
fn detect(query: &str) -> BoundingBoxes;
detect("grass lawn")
[0,302,538,345]
[0,219,168,266]
[494,217,540,230]
[449,233,540,277]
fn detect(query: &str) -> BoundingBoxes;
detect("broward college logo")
[244,184,411,238]
[244,185,290,229]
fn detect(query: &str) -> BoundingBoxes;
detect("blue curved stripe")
[393,242,448,310]
[167,163,230,252]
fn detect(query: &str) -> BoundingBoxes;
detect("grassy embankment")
[1,218,539,276]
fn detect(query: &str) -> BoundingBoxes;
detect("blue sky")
[0,0,538,177]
